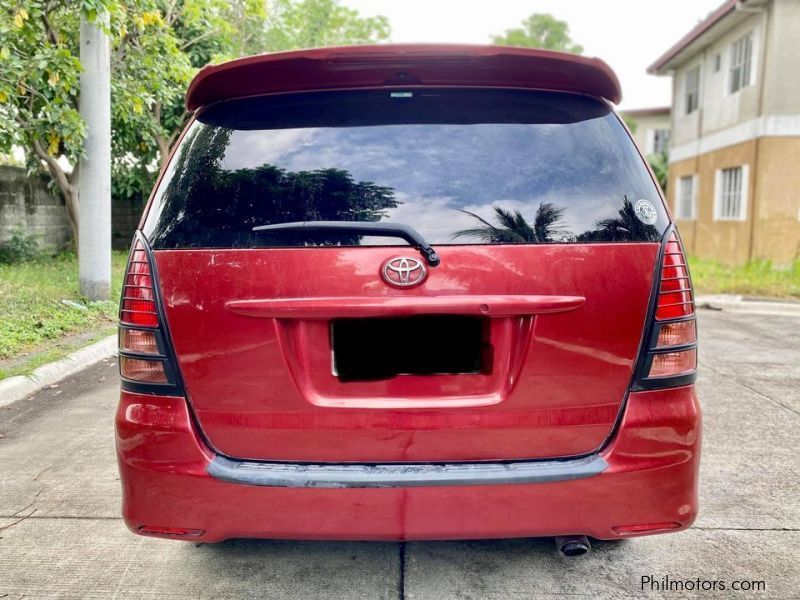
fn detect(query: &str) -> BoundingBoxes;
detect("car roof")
[185,44,622,111]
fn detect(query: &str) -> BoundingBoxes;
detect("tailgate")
[155,243,657,462]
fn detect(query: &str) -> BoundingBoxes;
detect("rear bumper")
[116,386,701,542]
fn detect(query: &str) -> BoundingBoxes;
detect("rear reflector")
[656,320,696,348]
[648,348,696,378]
[612,522,681,535]
[119,328,159,355]
[655,233,694,320]
[120,357,168,383]
[138,526,205,537]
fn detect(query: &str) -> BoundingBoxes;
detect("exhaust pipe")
[555,535,591,556]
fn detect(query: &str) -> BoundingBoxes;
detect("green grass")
[0,251,128,378]
[688,257,800,299]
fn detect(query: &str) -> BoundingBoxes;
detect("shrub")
[0,229,41,264]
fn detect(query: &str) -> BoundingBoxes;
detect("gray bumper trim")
[207,454,608,489]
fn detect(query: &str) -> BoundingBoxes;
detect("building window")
[685,66,700,114]
[713,53,721,72]
[729,32,753,94]
[677,175,697,220]
[715,166,749,221]
[652,129,670,155]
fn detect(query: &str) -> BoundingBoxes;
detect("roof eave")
[648,0,738,75]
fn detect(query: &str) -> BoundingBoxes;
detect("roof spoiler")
[185,44,622,111]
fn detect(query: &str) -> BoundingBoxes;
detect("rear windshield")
[143,89,668,249]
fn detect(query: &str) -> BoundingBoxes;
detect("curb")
[0,335,117,410]
[696,295,800,317]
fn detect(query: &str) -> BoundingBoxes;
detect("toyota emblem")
[381,257,427,288]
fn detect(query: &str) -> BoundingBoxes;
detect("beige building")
[649,0,800,265]
[621,107,671,157]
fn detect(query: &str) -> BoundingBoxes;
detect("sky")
[339,0,724,109]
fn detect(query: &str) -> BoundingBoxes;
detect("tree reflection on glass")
[577,197,660,242]
[453,203,568,244]
[148,125,399,248]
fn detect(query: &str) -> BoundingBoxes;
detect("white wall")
[670,9,766,146]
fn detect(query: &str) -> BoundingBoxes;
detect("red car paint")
[185,44,622,111]
[155,244,657,462]
[116,385,700,541]
[116,44,700,543]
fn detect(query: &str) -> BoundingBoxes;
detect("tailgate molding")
[207,454,607,488]
[226,294,585,319]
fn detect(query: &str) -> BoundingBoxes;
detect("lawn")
[0,251,128,378]
[688,257,800,299]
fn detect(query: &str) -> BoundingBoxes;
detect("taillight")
[655,233,694,320]
[648,349,697,378]
[120,356,169,383]
[121,240,159,327]
[118,234,180,392]
[634,229,698,389]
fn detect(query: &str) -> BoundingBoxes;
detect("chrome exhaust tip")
[555,535,591,557]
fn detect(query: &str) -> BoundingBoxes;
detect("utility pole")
[78,15,111,301]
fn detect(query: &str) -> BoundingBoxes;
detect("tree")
[147,124,399,248]
[1,1,390,244]
[110,1,268,209]
[491,14,583,54]
[454,204,568,244]
[264,0,390,51]
[1,2,87,238]
[0,1,267,242]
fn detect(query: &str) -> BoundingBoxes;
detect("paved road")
[1,310,798,599]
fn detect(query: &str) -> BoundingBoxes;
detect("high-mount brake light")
[118,236,181,392]
[634,229,698,389]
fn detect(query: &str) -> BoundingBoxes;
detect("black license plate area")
[332,316,485,381]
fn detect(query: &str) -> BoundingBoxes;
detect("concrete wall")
[751,137,800,262]
[0,165,71,249]
[670,136,800,265]
[0,165,146,251]
[112,196,145,250]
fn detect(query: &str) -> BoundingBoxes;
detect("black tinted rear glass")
[143,89,668,249]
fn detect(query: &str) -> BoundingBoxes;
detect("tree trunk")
[31,138,80,244]
[155,133,171,171]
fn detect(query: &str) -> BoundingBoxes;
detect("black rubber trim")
[207,454,608,488]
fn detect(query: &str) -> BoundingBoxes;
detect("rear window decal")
[634,199,658,225]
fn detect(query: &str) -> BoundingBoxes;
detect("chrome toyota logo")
[381,256,427,288]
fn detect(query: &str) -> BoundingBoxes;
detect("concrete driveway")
[1,310,798,599]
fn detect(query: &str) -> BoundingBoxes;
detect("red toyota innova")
[115,45,700,552]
